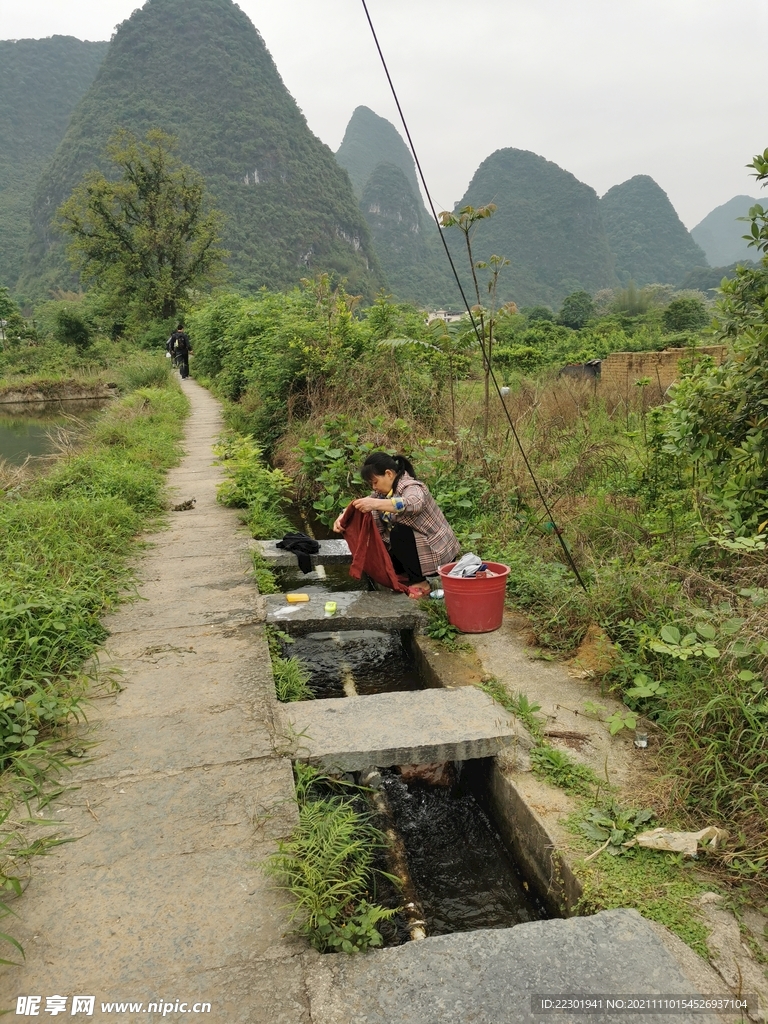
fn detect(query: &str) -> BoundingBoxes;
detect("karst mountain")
[17,0,382,300]
[691,195,761,267]
[0,36,108,291]
[600,175,707,287]
[336,106,455,307]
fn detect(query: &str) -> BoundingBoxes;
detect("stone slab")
[304,910,721,1024]
[265,587,425,635]
[256,538,352,568]
[280,686,520,770]
[70,705,274,781]
[5,842,294,996]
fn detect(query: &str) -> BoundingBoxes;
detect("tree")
[661,149,768,535]
[439,204,510,436]
[662,296,708,333]
[0,287,26,347]
[57,130,226,322]
[557,290,594,329]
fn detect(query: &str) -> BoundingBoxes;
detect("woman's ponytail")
[393,454,416,479]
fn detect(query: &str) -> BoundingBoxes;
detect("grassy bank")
[0,359,188,958]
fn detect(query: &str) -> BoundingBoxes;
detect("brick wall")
[599,346,726,394]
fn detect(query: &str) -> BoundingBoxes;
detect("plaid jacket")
[371,474,460,576]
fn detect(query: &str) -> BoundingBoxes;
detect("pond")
[0,400,108,465]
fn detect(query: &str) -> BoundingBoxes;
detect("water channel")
[273,521,551,945]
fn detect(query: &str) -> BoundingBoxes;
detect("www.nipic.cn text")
[16,997,212,1016]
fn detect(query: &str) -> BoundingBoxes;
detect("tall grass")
[0,378,188,961]
[0,384,188,775]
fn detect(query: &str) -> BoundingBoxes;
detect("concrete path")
[0,381,310,1023]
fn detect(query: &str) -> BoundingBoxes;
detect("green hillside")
[336,106,421,200]
[691,195,760,267]
[449,148,617,308]
[600,174,707,286]
[360,161,455,306]
[336,106,455,307]
[0,36,108,292]
[18,0,381,300]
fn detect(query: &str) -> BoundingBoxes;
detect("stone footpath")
[0,381,311,1023]
[0,380,736,1024]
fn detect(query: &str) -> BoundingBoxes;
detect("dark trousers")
[178,353,190,378]
[388,524,426,584]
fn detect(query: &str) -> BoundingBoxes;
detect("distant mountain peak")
[18,0,381,298]
[691,194,762,267]
[336,105,420,201]
[600,174,707,284]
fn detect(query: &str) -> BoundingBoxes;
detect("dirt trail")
[0,380,315,1023]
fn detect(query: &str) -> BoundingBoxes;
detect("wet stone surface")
[265,587,426,635]
[274,563,366,594]
[287,629,423,699]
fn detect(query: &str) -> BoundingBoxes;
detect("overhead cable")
[359,0,588,591]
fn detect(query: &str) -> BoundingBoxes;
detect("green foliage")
[530,746,601,796]
[580,802,654,853]
[662,316,767,534]
[600,174,707,287]
[115,355,173,392]
[272,656,314,703]
[0,384,187,771]
[51,306,91,350]
[662,297,709,333]
[57,130,226,324]
[251,551,279,595]
[20,0,381,301]
[0,36,108,290]
[265,764,395,953]
[0,288,28,343]
[214,433,293,539]
[558,290,595,329]
[479,679,545,739]
[575,846,711,956]
[423,601,465,651]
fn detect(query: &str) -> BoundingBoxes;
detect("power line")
[358,0,588,592]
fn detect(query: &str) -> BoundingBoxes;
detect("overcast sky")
[2,0,765,228]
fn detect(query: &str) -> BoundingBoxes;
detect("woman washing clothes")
[333,452,460,599]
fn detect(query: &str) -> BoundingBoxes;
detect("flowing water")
[381,764,545,935]
[287,629,423,698]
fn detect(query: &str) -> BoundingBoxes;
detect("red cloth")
[339,505,409,593]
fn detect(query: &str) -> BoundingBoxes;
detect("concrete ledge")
[280,687,521,771]
[265,588,426,635]
[487,764,582,916]
[304,909,720,1024]
[254,538,351,568]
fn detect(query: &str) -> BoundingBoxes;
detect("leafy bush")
[265,764,395,952]
[662,297,709,333]
[214,433,293,538]
[558,290,595,329]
